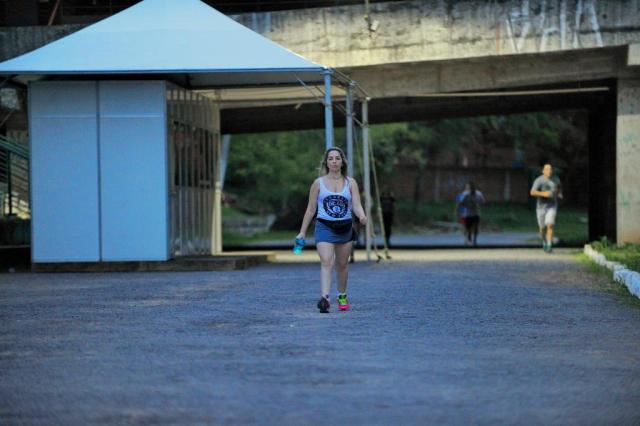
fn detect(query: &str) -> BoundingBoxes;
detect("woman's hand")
[358,215,367,226]
[295,232,305,240]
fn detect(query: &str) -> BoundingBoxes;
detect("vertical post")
[362,99,372,261]
[213,132,223,254]
[205,99,213,254]
[433,169,440,202]
[188,92,195,253]
[323,69,334,150]
[167,89,176,258]
[7,154,12,215]
[346,82,354,177]
[504,169,511,202]
[221,134,231,190]
[177,91,184,255]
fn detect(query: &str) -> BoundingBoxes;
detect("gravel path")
[1,249,639,425]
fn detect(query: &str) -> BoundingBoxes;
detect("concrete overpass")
[1,0,639,243]
[221,0,640,244]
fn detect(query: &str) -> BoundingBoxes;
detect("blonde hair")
[319,147,348,177]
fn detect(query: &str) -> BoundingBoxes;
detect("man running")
[530,164,563,253]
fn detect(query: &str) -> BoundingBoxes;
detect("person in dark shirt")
[379,187,395,248]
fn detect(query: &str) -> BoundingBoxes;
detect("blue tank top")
[316,177,352,221]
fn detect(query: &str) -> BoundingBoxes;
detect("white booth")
[0,0,361,264]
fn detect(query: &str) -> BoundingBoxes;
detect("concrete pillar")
[616,78,640,243]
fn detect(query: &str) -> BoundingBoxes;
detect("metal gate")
[167,86,219,257]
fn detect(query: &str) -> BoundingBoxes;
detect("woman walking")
[296,147,367,313]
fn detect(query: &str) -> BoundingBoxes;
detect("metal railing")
[0,136,30,218]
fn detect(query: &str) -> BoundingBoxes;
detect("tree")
[225,110,589,231]
[225,129,325,227]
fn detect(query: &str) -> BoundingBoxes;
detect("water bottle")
[293,237,305,255]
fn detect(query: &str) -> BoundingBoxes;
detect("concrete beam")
[4,0,640,72]
[344,46,627,98]
[221,82,611,133]
[218,46,627,132]
[234,0,640,69]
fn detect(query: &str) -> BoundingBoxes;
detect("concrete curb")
[584,244,640,299]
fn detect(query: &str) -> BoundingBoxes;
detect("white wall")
[29,80,169,262]
[99,81,168,261]
[30,82,101,262]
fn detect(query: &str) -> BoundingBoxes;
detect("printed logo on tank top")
[323,195,349,218]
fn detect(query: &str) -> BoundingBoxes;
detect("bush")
[0,216,30,245]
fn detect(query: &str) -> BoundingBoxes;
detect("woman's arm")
[349,178,368,225]
[296,179,320,239]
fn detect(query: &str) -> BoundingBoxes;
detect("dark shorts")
[314,219,356,244]
[465,215,480,228]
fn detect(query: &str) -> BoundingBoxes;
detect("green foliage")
[225,111,588,230]
[225,129,325,217]
[552,208,589,245]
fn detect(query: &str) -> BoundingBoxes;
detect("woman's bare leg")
[334,242,353,294]
[316,242,335,298]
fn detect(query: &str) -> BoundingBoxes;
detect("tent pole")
[213,133,223,254]
[362,99,372,261]
[323,69,334,149]
[346,82,354,177]
[221,134,231,190]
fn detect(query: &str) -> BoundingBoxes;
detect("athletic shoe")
[317,298,330,313]
[337,294,350,311]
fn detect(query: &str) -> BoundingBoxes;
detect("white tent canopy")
[0,0,376,262]
[0,0,327,87]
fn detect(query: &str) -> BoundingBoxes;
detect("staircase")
[0,135,30,219]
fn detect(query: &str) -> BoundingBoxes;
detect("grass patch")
[552,208,589,246]
[395,201,588,243]
[590,238,640,273]
[577,253,640,308]
[222,205,249,218]
[221,202,588,245]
